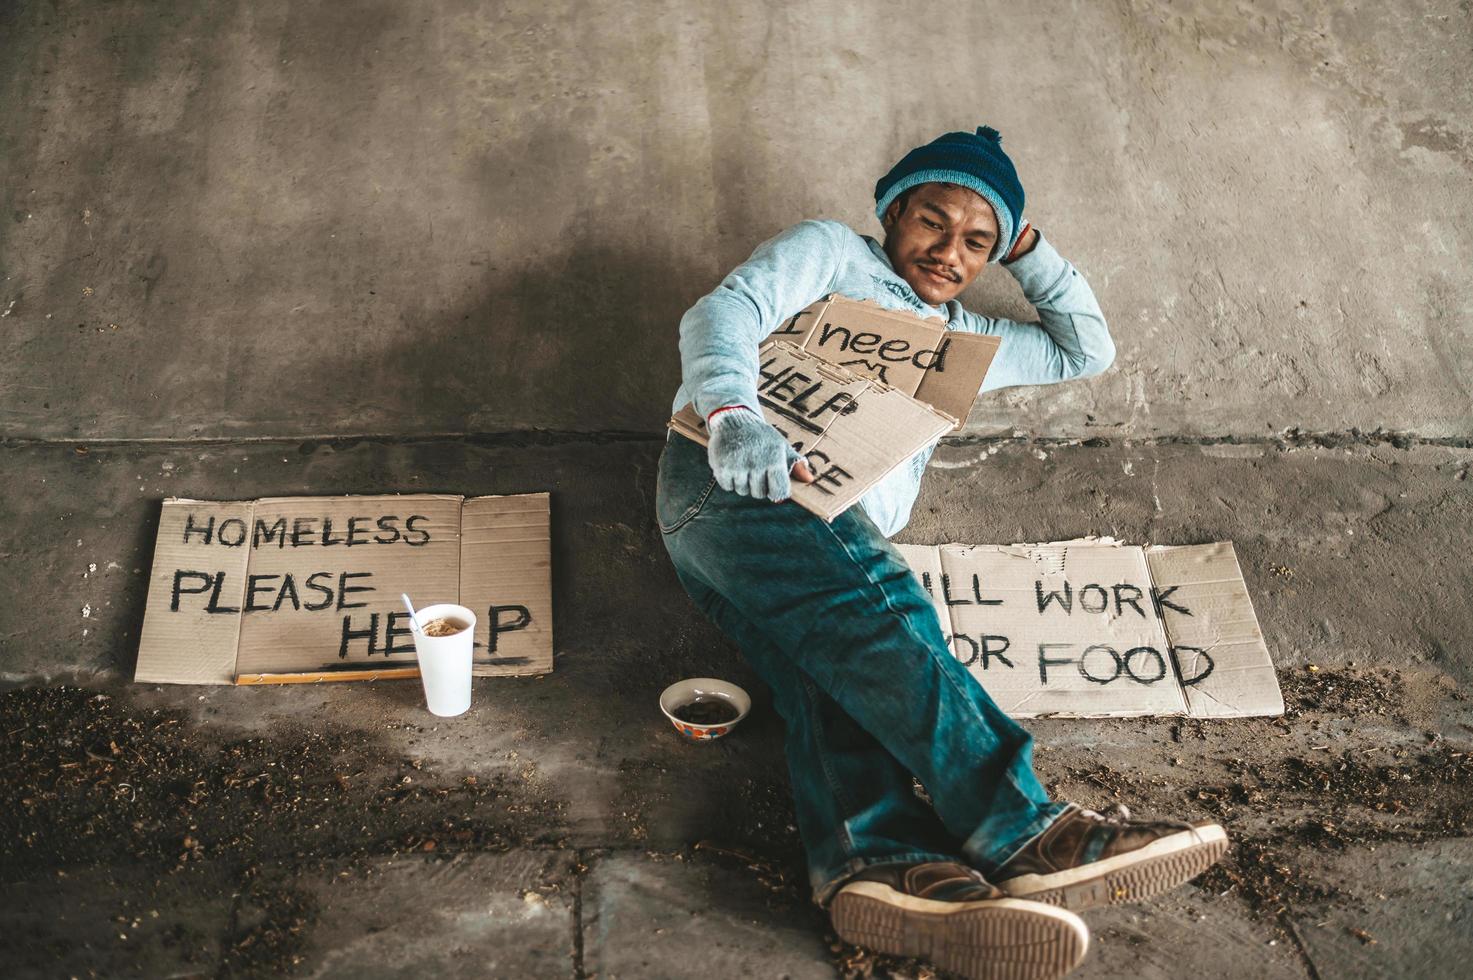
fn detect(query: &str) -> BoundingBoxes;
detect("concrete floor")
[3,435,1470,978]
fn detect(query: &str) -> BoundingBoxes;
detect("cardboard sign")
[670,295,1000,522]
[769,294,1000,420]
[897,539,1282,718]
[134,494,553,685]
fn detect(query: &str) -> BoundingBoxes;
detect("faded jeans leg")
[676,569,959,905]
[655,432,1067,889]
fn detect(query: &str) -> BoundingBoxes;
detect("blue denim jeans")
[656,432,1066,905]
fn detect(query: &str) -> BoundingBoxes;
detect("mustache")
[917,261,960,283]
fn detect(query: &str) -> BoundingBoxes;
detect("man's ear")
[881,198,901,231]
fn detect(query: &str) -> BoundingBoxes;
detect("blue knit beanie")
[874,126,1024,263]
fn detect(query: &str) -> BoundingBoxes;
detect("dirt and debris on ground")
[0,685,568,976]
[2,666,1468,979]
[815,666,1473,979]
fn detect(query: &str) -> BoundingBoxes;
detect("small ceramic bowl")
[658,677,752,741]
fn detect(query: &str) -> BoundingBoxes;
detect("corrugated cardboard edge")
[461,492,554,677]
[814,387,953,520]
[236,668,421,685]
[134,498,254,685]
[1145,541,1284,718]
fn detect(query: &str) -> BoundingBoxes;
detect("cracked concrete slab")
[1289,838,1473,979]
[580,851,833,980]
[243,852,579,979]
[1074,887,1305,979]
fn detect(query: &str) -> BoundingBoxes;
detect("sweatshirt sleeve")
[952,231,1116,392]
[679,220,843,419]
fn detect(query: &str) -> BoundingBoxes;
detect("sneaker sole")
[830,881,1089,980]
[998,824,1229,911]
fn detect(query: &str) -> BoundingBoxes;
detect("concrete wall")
[2,0,1469,442]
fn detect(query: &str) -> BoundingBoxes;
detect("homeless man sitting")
[655,125,1228,980]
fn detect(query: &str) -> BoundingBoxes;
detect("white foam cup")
[410,602,476,717]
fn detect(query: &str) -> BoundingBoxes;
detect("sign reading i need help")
[134,494,552,685]
[896,539,1282,719]
[670,295,1000,522]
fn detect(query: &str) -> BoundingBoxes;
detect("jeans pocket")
[656,433,718,534]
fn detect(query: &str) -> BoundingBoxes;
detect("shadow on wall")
[355,207,716,437]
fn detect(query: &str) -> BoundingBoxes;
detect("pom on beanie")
[874,126,1025,263]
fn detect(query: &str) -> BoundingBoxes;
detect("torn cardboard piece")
[132,500,254,686]
[768,294,1000,419]
[134,493,553,685]
[1143,543,1281,719]
[670,295,1000,522]
[459,494,554,678]
[896,539,1281,719]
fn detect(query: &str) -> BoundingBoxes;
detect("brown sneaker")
[830,861,1089,980]
[993,804,1229,910]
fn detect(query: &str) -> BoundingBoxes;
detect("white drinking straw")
[401,593,425,634]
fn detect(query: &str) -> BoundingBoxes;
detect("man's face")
[881,182,998,306]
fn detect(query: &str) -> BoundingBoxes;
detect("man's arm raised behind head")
[952,230,1116,392]
[679,220,843,419]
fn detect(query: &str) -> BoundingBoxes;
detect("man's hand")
[707,407,816,501]
[1003,219,1038,264]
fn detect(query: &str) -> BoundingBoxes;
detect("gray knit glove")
[707,407,803,502]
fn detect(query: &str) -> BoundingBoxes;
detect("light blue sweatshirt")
[673,220,1115,537]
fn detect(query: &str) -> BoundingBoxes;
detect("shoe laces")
[1076,802,1132,824]
[1078,803,1199,835]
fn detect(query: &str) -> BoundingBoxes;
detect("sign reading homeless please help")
[134,494,552,685]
